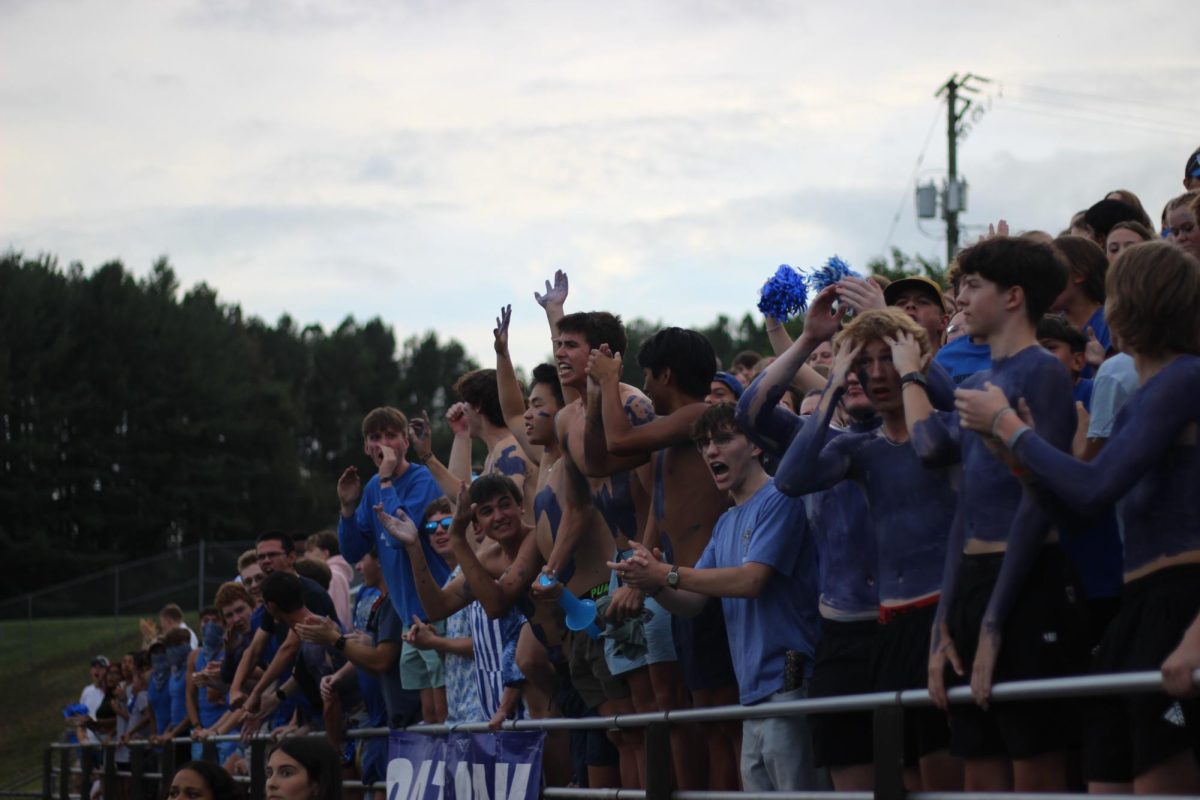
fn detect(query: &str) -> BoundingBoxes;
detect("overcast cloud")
[2,0,1195,367]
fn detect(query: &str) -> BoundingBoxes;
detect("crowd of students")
[67,147,1200,797]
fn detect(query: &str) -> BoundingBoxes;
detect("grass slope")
[0,616,145,789]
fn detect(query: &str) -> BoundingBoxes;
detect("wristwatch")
[665,565,680,590]
[274,687,286,703]
[334,635,347,651]
[900,371,928,390]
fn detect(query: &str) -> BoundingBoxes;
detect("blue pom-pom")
[757,264,809,322]
[806,255,861,295]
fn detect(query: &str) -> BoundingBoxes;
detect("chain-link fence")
[0,540,254,670]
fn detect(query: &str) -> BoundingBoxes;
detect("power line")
[1007,81,1197,119]
[997,99,1195,138]
[881,103,943,253]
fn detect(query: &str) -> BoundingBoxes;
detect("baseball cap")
[713,372,744,399]
[90,655,110,667]
[883,275,946,313]
[1187,149,1200,179]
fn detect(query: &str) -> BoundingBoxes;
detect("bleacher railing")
[44,668,1200,800]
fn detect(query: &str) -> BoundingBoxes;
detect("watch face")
[667,570,679,587]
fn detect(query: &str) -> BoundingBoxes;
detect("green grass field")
[0,616,145,790]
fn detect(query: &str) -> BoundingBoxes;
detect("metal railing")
[44,668,1200,800]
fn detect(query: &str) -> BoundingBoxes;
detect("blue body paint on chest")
[535,484,574,584]
[593,470,637,541]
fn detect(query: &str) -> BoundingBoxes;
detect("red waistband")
[878,594,940,624]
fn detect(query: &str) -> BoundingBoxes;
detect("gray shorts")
[741,687,831,792]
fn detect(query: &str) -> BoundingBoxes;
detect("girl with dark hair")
[166,760,243,800]
[266,738,342,800]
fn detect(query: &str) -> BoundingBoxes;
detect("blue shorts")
[358,736,388,786]
[604,550,678,675]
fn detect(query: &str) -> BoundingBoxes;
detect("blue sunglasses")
[423,518,453,533]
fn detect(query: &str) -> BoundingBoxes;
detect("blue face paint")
[493,444,527,478]
[166,643,190,672]
[534,411,551,419]
[202,621,224,658]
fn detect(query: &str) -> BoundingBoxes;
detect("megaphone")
[539,574,601,640]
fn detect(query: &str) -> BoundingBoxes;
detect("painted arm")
[774,380,859,496]
[599,372,705,456]
[246,630,301,710]
[229,627,269,704]
[494,305,542,465]
[892,333,961,464]
[582,378,654,476]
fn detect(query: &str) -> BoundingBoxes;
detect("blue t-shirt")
[1080,306,1112,380]
[934,336,992,385]
[339,465,447,622]
[1073,378,1094,412]
[353,589,387,727]
[695,480,821,705]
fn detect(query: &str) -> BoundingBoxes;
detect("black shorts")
[808,617,877,768]
[671,596,736,692]
[1084,564,1200,783]
[872,603,951,765]
[946,545,1089,760]
[554,662,621,770]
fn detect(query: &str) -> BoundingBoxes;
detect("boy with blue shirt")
[337,407,448,624]
[613,402,825,793]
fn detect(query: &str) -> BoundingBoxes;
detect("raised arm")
[536,270,580,405]
[961,370,1193,515]
[446,483,540,617]
[582,369,655,477]
[375,503,470,621]
[494,305,542,465]
[890,331,961,464]
[408,410,469,504]
[774,342,863,497]
[588,347,700,456]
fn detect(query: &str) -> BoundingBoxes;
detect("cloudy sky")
[3,0,1195,368]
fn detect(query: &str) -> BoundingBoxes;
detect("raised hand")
[446,402,470,436]
[294,615,339,647]
[1084,326,1106,367]
[829,340,863,391]
[835,276,886,315]
[408,410,433,463]
[378,445,397,480]
[884,330,927,375]
[534,270,569,309]
[449,481,475,541]
[608,541,667,594]
[374,503,418,546]
[494,305,512,355]
[586,345,622,386]
[802,285,849,344]
[978,219,1010,243]
[337,467,362,514]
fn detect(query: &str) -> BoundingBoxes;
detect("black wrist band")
[274,688,286,703]
[335,635,347,651]
[900,371,928,389]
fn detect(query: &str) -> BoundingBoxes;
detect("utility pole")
[936,74,990,265]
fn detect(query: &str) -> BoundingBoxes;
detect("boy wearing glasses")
[613,402,824,793]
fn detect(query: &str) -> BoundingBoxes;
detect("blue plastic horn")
[539,574,601,640]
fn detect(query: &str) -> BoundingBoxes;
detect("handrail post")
[643,721,672,800]
[130,744,145,800]
[58,747,69,800]
[160,738,177,798]
[42,748,51,800]
[872,698,906,800]
[249,737,267,800]
[103,744,117,800]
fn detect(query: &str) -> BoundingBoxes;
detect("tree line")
[0,248,936,598]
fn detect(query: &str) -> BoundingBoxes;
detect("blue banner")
[386,730,544,800]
